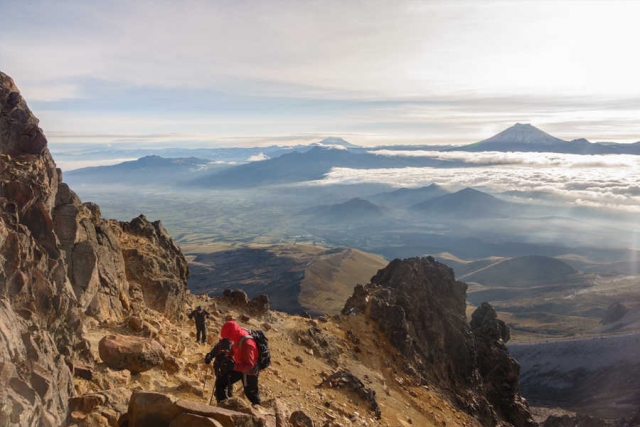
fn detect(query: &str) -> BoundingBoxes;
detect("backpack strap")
[238,334,259,375]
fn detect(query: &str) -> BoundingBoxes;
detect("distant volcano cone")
[478,123,566,146]
[451,123,571,152]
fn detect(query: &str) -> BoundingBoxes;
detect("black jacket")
[188,309,210,327]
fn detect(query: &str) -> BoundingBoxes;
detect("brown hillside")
[185,243,386,315]
[299,247,388,315]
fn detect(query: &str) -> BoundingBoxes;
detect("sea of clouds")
[317,151,640,213]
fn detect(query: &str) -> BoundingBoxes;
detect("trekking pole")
[202,372,207,397]
[209,379,216,406]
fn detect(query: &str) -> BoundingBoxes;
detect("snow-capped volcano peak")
[479,123,566,146]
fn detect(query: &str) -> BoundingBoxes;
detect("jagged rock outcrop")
[0,72,189,426]
[110,214,188,320]
[471,302,532,426]
[343,256,535,427]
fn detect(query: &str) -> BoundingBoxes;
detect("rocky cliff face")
[0,72,188,426]
[109,214,189,320]
[343,256,535,427]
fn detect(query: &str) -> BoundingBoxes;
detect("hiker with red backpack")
[204,320,270,405]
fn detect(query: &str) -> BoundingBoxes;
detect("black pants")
[196,326,206,343]
[215,371,260,405]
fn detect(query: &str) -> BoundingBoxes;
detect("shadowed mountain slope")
[460,255,578,287]
[301,197,384,223]
[368,183,450,207]
[411,187,511,218]
[186,244,387,315]
[65,155,227,185]
[510,333,640,419]
[191,146,452,188]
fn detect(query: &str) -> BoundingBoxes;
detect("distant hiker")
[205,320,262,405]
[188,306,210,344]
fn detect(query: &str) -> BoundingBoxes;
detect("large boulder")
[98,334,167,374]
[127,390,265,427]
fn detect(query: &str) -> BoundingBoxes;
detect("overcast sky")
[3,0,640,147]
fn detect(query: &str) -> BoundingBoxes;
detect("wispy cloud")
[247,153,269,162]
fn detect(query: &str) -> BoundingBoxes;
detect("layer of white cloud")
[370,150,640,169]
[312,144,348,150]
[311,152,640,213]
[247,153,269,162]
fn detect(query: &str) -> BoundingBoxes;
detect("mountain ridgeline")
[189,145,453,188]
[62,123,640,191]
[66,155,229,185]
